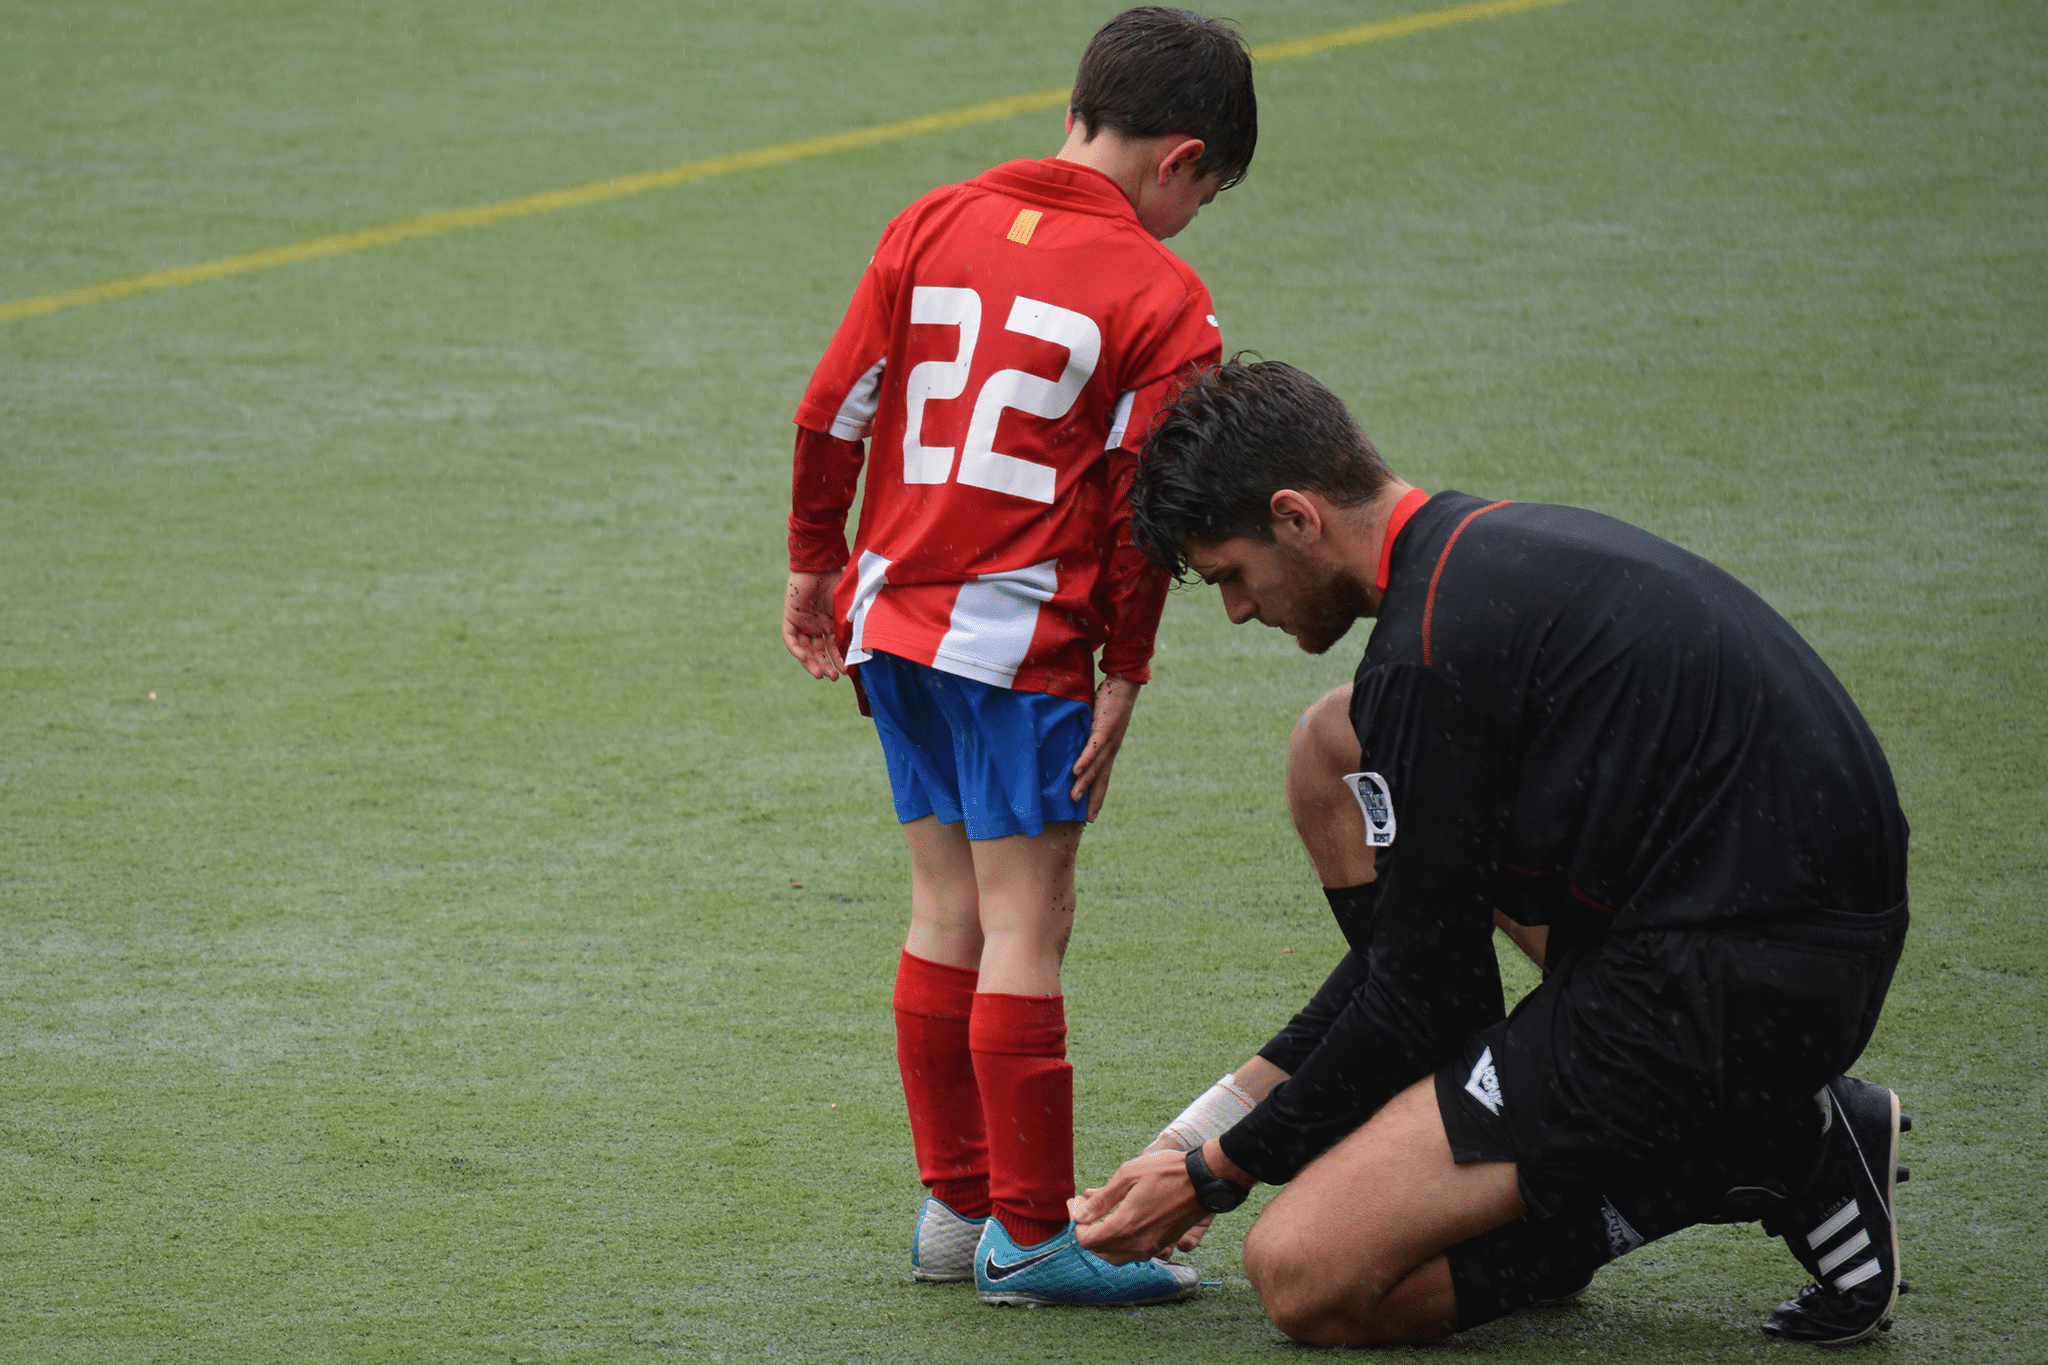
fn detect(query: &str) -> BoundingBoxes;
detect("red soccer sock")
[970,991,1073,1246]
[893,951,990,1217]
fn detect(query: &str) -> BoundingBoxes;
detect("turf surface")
[3,0,2043,1359]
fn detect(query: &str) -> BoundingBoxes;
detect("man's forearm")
[1258,949,1369,1076]
[1220,901,1504,1185]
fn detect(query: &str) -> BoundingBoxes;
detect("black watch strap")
[1185,1144,1249,1213]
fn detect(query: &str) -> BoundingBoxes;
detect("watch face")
[1186,1147,1247,1212]
[1195,1178,1246,1213]
[1205,1185,1246,1213]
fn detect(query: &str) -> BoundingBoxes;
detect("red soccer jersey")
[789,158,1223,703]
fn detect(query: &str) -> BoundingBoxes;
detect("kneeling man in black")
[1073,359,1912,1347]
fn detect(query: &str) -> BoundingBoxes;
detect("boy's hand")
[782,571,846,680]
[1070,674,1140,821]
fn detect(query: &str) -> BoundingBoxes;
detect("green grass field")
[4,0,2043,1359]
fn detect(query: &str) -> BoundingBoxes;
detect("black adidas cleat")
[1760,1077,1905,1347]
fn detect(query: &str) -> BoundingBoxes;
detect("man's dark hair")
[1071,8,1258,190]
[1131,358,1395,580]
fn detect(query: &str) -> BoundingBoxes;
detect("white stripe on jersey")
[829,358,887,441]
[844,550,892,665]
[1104,389,1137,449]
[931,558,1061,688]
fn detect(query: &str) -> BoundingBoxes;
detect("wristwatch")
[1185,1144,1249,1213]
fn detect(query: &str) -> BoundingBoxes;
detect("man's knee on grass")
[1244,1216,1446,1347]
[1243,1219,1351,1345]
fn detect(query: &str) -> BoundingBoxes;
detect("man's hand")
[1070,674,1140,821]
[1071,1179,1214,1252]
[1073,1129,1212,1252]
[1070,1128,1219,1252]
[1072,1059,1281,1253]
[1141,1131,1218,1251]
[782,571,845,681]
[1071,1148,1211,1263]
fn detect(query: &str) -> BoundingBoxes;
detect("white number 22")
[901,286,1101,505]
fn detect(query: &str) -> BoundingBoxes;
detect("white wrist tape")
[1152,1073,1258,1153]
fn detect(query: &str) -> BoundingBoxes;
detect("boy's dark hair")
[1071,8,1258,190]
[1132,358,1395,580]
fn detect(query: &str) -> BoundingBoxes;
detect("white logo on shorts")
[1464,1046,1504,1115]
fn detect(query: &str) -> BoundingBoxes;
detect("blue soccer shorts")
[856,650,1092,840]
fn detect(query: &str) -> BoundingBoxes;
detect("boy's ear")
[1156,137,1206,185]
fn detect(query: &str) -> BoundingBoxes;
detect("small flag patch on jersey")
[1006,209,1043,245]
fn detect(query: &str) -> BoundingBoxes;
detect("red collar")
[973,159,1139,222]
[1376,488,1431,594]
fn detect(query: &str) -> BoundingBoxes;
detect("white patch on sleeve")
[1343,771,1397,846]
[829,357,886,441]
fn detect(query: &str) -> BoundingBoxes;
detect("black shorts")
[1435,903,1907,1219]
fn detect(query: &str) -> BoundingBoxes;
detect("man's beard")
[1284,550,1374,656]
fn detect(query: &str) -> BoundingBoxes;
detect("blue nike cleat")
[974,1220,1200,1307]
[910,1196,986,1283]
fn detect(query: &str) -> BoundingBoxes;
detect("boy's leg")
[971,823,1079,995]
[1241,1077,1524,1346]
[896,816,990,1221]
[968,822,1082,1245]
[903,815,982,971]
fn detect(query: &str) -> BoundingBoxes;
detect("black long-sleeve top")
[1222,491,1909,1185]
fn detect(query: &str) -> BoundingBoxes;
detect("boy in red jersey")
[780,8,1256,1307]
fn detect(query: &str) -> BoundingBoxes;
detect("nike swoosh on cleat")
[981,1247,1066,1281]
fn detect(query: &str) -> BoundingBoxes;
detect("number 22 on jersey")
[900,285,1101,505]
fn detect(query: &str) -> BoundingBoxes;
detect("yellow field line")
[0,0,1576,327]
